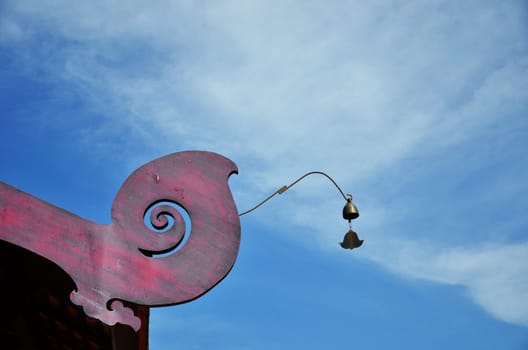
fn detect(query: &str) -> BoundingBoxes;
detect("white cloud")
[0,17,29,42]
[365,239,528,326]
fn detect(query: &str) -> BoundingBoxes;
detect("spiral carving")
[0,151,242,331]
[140,200,192,257]
[104,150,241,323]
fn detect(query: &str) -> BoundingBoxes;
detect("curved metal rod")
[239,171,350,216]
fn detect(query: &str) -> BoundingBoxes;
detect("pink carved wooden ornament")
[0,151,241,331]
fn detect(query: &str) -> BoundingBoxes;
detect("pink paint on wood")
[0,151,241,331]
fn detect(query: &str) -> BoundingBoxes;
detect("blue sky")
[1,0,527,348]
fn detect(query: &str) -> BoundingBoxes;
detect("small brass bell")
[340,229,363,250]
[342,197,359,221]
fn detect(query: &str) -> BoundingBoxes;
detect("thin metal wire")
[238,171,350,216]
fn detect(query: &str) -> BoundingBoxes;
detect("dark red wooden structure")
[0,151,242,349]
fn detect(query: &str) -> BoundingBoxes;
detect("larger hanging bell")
[342,197,359,221]
[340,229,363,249]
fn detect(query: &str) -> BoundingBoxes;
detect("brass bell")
[340,229,363,250]
[342,197,359,221]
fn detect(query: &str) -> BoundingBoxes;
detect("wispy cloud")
[2,0,527,327]
[366,239,528,326]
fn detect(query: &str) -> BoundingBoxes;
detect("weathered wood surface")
[0,151,241,331]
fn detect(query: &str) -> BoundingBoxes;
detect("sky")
[1,0,527,349]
